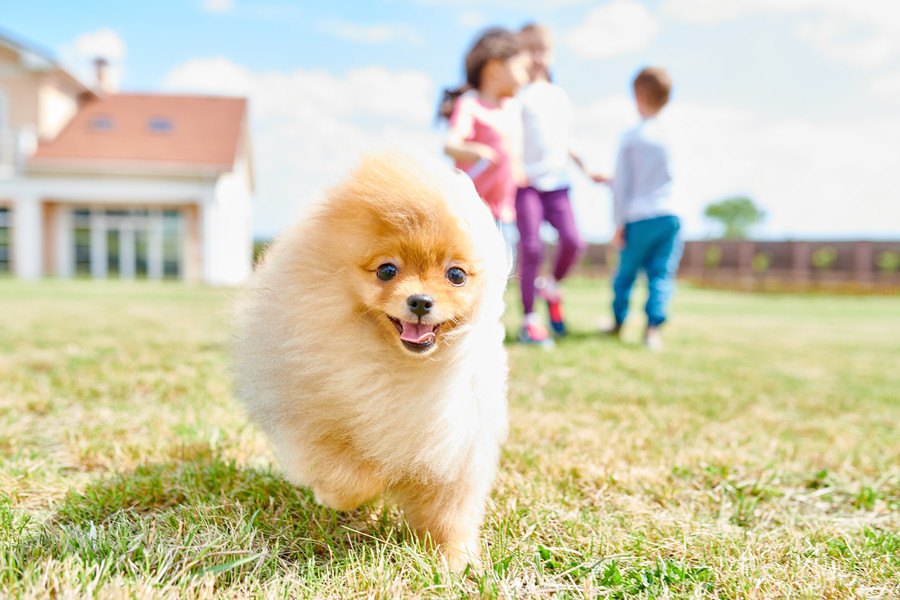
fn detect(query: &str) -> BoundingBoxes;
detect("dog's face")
[355,232,482,356]
[315,154,501,358]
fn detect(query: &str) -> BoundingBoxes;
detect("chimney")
[94,57,110,94]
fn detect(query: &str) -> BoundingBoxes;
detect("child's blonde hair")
[520,22,550,38]
[633,66,672,110]
[519,22,553,81]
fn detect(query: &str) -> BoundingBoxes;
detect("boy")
[606,66,682,351]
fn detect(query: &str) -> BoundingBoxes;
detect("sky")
[3,0,900,241]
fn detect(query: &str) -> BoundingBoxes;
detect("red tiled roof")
[30,94,247,171]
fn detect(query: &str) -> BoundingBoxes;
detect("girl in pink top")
[439,28,530,230]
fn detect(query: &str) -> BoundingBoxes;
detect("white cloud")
[566,0,660,60]
[869,71,900,102]
[662,0,767,23]
[58,28,126,91]
[414,0,589,8]
[664,0,900,67]
[457,10,488,29]
[796,15,896,68]
[569,95,900,240]
[664,0,900,26]
[318,19,424,46]
[201,0,234,13]
[162,58,441,237]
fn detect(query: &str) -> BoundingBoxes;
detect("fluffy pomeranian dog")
[234,152,509,569]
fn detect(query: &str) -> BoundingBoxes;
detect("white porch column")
[56,207,73,278]
[13,195,41,279]
[201,198,218,285]
[90,210,107,279]
[148,211,163,280]
[120,221,135,279]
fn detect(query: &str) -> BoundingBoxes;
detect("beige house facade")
[0,31,253,285]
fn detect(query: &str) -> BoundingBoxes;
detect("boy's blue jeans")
[612,215,683,327]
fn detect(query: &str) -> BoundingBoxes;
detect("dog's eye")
[446,267,467,286]
[376,263,398,281]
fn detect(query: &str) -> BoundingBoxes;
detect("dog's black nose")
[407,294,433,317]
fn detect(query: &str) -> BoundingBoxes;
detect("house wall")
[0,171,219,281]
[204,140,253,285]
[0,45,40,130]
[38,78,80,140]
[0,49,38,171]
[0,44,84,170]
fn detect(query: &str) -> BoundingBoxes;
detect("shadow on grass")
[503,329,622,346]
[3,444,402,588]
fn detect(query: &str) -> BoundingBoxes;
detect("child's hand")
[473,144,499,164]
[611,227,625,250]
[443,140,499,165]
[590,173,611,184]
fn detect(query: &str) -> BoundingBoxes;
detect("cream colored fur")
[233,152,509,569]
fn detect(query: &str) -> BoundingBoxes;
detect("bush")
[876,251,900,273]
[704,245,723,269]
[752,253,770,274]
[811,246,837,270]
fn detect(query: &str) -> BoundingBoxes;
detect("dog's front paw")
[313,487,361,512]
[441,539,482,572]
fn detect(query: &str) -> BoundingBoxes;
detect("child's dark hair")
[437,27,523,121]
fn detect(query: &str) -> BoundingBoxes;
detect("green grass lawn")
[0,279,897,598]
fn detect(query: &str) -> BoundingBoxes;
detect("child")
[605,66,682,351]
[439,28,531,262]
[515,23,606,345]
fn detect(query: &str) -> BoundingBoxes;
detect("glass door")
[0,207,10,274]
[70,208,184,280]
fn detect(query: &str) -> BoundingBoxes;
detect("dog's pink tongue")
[400,321,435,344]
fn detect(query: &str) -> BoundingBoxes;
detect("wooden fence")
[565,240,900,294]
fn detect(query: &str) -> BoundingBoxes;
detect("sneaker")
[546,294,567,336]
[600,324,622,338]
[519,321,554,347]
[598,318,622,338]
[536,277,567,336]
[644,327,663,352]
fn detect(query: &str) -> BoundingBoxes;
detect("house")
[0,30,253,284]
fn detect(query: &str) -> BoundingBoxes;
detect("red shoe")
[545,292,567,336]
[536,277,567,336]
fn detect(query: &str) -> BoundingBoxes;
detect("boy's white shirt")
[612,115,680,227]
[519,80,573,191]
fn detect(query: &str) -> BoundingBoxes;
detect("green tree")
[704,197,765,240]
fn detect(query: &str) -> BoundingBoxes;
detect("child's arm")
[611,141,630,246]
[442,95,499,164]
[570,150,610,183]
[611,226,626,250]
[444,139,499,164]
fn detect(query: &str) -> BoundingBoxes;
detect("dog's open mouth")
[387,316,441,353]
